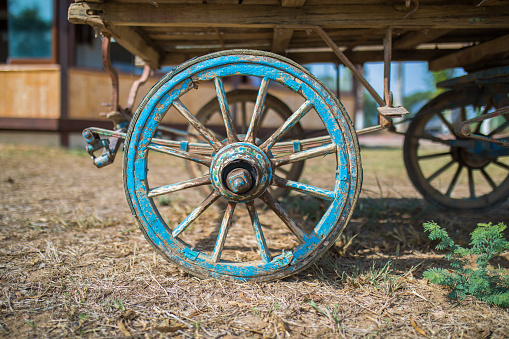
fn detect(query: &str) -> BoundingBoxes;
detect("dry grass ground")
[0,144,508,338]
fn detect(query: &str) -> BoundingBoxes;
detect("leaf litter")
[0,145,508,338]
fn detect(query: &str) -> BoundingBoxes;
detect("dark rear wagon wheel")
[404,90,509,212]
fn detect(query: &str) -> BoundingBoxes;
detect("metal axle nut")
[226,168,253,194]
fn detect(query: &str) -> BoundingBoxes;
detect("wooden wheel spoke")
[245,77,270,143]
[260,192,309,244]
[273,175,334,201]
[445,164,462,197]
[172,191,220,237]
[426,160,455,182]
[410,133,454,146]
[494,161,509,171]
[148,143,212,166]
[246,201,271,264]
[148,175,211,198]
[173,99,223,151]
[468,168,476,199]
[214,77,239,143]
[261,100,313,152]
[212,202,236,262]
[437,112,455,135]
[418,152,451,161]
[480,168,497,191]
[272,143,336,167]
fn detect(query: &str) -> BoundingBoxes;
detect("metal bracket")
[83,36,153,168]
[455,105,509,147]
[83,128,122,168]
[101,35,153,126]
[276,25,408,133]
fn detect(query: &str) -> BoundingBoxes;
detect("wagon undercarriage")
[68,0,509,281]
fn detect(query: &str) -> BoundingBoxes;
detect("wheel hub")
[453,144,491,169]
[210,143,272,202]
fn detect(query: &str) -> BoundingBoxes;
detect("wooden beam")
[108,25,162,68]
[429,34,509,70]
[69,4,161,68]
[472,0,502,6]
[149,32,272,41]
[159,48,453,66]
[281,0,306,7]
[393,29,453,50]
[68,3,509,29]
[271,27,294,54]
[344,28,380,52]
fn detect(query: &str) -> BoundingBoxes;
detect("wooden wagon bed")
[68,0,509,72]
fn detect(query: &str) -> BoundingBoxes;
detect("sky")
[364,61,432,98]
[307,61,436,105]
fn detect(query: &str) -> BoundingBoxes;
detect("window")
[7,0,54,62]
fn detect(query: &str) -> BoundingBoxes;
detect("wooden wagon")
[68,0,509,281]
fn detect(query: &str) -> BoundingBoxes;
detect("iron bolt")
[226,168,252,194]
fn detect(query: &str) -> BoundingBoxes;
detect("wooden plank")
[344,28,380,52]
[271,28,294,53]
[393,29,454,50]
[158,39,270,47]
[429,34,509,70]
[285,49,453,65]
[281,0,306,6]
[103,25,162,68]
[0,67,60,119]
[158,48,453,66]
[149,32,272,41]
[472,0,503,6]
[68,3,509,29]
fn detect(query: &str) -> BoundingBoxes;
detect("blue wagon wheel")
[123,50,361,281]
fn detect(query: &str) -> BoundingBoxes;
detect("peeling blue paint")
[123,50,361,281]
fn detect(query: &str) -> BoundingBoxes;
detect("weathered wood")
[281,0,306,6]
[472,0,503,6]
[149,32,272,41]
[272,143,336,167]
[102,25,161,69]
[289,49,453,64]
[345,28,380,52]
[211,202,236,263]
[429,34,509,70]
[393,29,454,50]
[157,48,453,66]
[271,27,294,53]
[69,4,161,68]
[260,192,309,243]
[148,175,211,198]
[68,3,509,29]
[0,65,61,119]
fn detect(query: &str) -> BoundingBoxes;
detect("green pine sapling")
[422,221,509,307]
